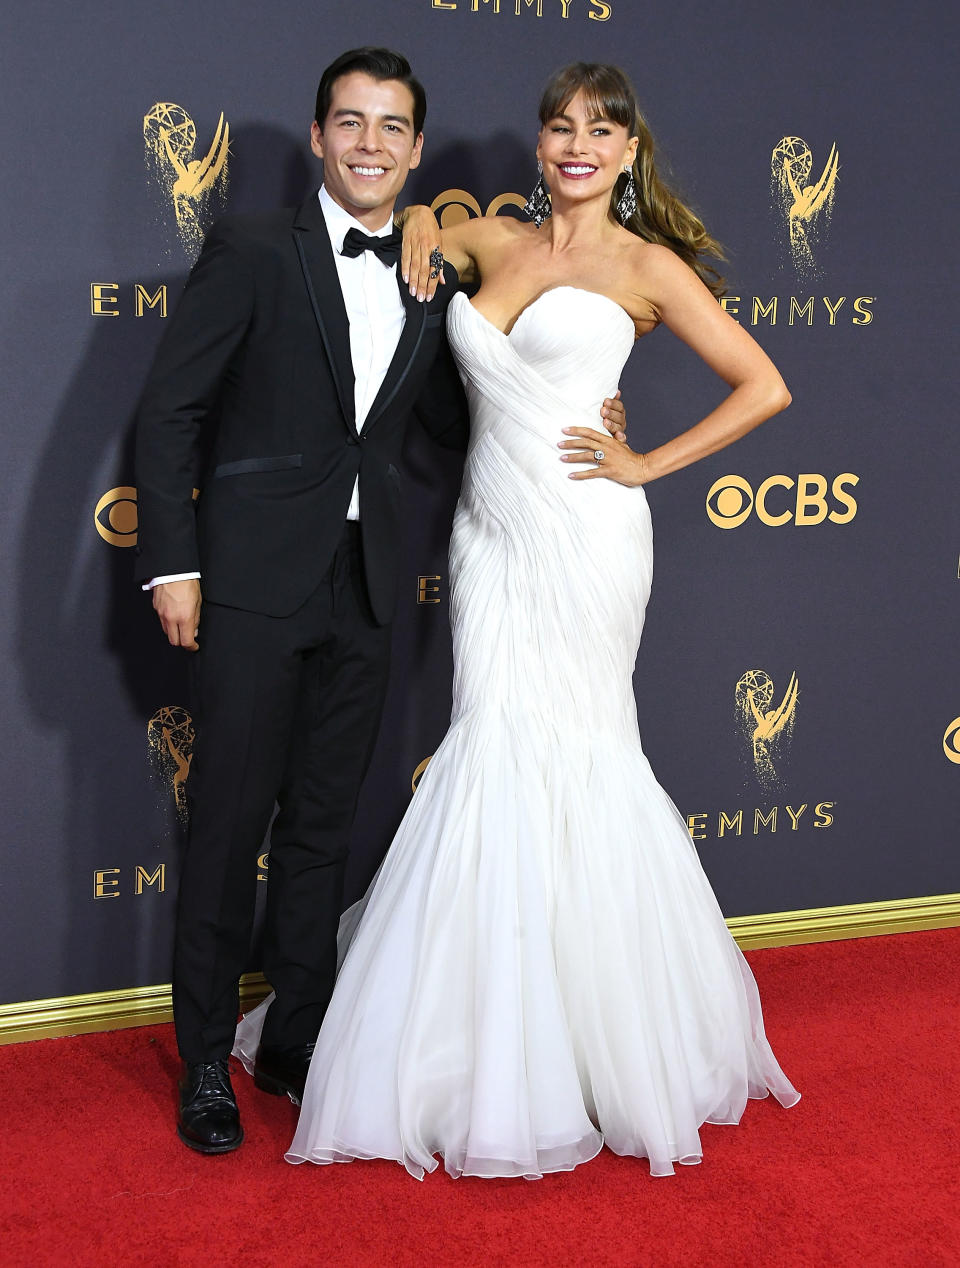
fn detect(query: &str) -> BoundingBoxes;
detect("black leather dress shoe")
[176,1059,243,1154]
[253,1042,316,1106]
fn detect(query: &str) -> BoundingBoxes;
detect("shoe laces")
[186,1059,234,1105]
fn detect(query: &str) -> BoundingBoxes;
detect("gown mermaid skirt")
[234,287,799,1178]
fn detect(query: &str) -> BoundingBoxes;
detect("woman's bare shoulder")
[624,238,689,281]
[441,214,535,281]
[623,239,712,313]
[445,213,532,246]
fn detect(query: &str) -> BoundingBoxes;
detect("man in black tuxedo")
[135,48,473,1154]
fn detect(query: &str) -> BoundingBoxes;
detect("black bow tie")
[340,226,403,267]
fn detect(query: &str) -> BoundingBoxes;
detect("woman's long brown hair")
[539,63,726,298]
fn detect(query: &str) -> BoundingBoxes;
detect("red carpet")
[2,929,958,1267]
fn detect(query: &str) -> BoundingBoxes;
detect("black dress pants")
[172,524,392,1062]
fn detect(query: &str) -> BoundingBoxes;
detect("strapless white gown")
[234,287,799,1179]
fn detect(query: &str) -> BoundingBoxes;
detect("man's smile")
[348,164,388,178]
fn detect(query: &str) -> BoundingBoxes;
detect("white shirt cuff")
[143,572,201,591]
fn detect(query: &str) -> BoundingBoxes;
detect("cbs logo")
[412,756,432,792]
[430,188,525,227]
[706,474,858,529]
[95,486,138,546]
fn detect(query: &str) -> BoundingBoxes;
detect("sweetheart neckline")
[460,286,636,342]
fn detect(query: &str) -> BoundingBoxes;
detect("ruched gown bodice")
[235,287,799,1179]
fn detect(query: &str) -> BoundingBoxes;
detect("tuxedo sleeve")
[412,329,470,452]
[133,222,255,583]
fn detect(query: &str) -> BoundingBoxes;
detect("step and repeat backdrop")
[1,0,955,1009]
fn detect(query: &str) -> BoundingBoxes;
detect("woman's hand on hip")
[559,424,648,487]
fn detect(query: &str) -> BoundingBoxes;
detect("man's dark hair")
[315,47,426,136]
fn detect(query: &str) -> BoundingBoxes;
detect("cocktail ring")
[594,449,605,462]
[429,247,444,279]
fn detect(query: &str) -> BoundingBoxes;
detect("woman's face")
[537,89,638,209]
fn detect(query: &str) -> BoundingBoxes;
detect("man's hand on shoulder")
[152,578,202,651]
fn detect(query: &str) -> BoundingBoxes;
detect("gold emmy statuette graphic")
[430,188,526,228]
[771,136,839,275]
[944,717,960,765]
[94,486,138,547]
[144,103,230,258]
[147,706,195,822]
[735,670,799,786]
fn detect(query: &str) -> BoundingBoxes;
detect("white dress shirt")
[146,185,405,589]
[319,184,406,520]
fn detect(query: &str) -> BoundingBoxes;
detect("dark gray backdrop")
[1,0,956,1009]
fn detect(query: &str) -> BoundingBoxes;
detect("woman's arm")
[396,205,485,298]
[635,245,792,482]
[562,244,791,486]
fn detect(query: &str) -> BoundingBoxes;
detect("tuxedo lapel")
[362,273,426,434]
[292,194,356,430]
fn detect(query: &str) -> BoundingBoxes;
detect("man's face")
[311,71,423,227]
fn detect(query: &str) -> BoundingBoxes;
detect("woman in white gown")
[236,62,799,1179]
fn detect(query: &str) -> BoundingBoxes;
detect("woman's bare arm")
[639,246,791,481]
[397,205,488,297]
[563,244,791,486]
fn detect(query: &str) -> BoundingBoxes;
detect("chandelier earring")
[616,166,638,224]
[523,161,552,227]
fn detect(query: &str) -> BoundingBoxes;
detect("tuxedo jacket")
[134,191,468,624]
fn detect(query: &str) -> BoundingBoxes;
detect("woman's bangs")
[540,65,634,131]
